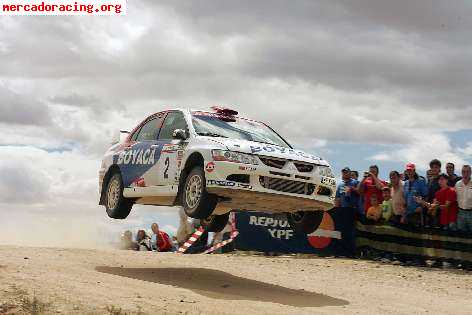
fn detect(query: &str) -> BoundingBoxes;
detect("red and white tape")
[204,212,239,254]
[204,230,239,254]
[178,213,239,254]
[177,226,205,253]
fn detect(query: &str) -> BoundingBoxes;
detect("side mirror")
[111,130,130,144]
[172,129,188,141]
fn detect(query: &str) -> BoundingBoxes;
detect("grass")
[106,305,145,315]
[19,295,51,315]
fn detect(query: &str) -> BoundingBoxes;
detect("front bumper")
[205,160,335,213]
[207,187,333,213]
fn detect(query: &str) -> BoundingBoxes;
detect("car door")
[154,110,189,186]
[118,114,164,189]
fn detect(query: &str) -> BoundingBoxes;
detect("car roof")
[147,107,261,124]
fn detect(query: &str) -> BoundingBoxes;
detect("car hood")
[206,138,330,166]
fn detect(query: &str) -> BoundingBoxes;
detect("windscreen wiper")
[197,132,228,138]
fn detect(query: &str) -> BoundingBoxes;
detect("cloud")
[371,131,470,171]
[0,162,50,205]
[0,83,51,126]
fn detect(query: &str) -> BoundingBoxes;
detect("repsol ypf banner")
[234,207,356,256]
[356,222,472,263]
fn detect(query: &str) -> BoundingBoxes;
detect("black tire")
[201,213,230,232]
[181,167,217,219]
[105,172,133,219]
[287,211,324,234]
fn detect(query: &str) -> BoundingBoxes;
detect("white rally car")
[99,107,336,232]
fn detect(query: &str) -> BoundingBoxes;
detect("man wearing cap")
[455,165,472,234]
[403,162,428,226]
[335,167,360,211]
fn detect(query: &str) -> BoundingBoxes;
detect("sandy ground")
[0,246,471,314]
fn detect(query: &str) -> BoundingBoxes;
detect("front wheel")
[181,167,217,219]
[287,211,324,234]
[201,213,230,232]
[105,173,133,219]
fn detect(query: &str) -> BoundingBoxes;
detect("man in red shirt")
[358,165,388,215]
[429,174,458,230]
[151,223,173,252]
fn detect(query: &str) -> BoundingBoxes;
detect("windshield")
[191,112,291,148]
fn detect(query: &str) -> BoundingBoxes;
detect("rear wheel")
[181,167,217,219]
[201,213,230,232]
[287,211,324,234]
[105,173,133,219]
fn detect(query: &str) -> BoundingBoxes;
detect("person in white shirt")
[455,165,472,233]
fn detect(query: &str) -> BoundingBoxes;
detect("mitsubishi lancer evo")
[98,107,336,233]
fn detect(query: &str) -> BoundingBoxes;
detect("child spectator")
[358,165,388,215]
[366,195,382,222]
[351,170,359,180]
[404,163,428,226]
[429,174,458,230]
[381,187,393,222]
[446,162,462,187]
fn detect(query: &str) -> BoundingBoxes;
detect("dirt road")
[1,246,471,314]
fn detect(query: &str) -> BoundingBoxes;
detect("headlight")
[211,150,259,165]
[318,166,334,178]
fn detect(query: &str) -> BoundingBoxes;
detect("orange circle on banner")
[307,212,335,249]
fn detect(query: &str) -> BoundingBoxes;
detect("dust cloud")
[0,211,115,249]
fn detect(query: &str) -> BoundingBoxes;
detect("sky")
[1,0,471,247]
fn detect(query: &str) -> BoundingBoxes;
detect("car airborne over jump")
[99,107,336,233]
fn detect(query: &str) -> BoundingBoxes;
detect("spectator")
[186,219,209,254]
[456,165,472,234]
[120,230,137,250]
[366,195,382,222]
[446,162,462,187]
[389,171,406,224]
[335,167,359,210]
[151,223,173,252]
[176,207,194,246]
[380,186,393,222]
[403,163,428,226]
[427,159,442,202]
[351,170,359,180]
[136,229,151,251]
[358,165,387,215]
[429,174,458,230]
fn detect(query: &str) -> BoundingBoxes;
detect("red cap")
[406,162,416,170]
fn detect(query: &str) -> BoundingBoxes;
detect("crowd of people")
[120,222,176,252]
[119,209,234,254]
[335,160,472,234]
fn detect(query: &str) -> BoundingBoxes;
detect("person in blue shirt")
[335,167,360,211]
[403,162,428,226]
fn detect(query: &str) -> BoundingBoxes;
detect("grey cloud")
[0,163,50,204]
[0,84,51,125]
[0,1,471,150]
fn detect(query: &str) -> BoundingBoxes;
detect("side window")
[158,112,188,140]
[136,118,159,141]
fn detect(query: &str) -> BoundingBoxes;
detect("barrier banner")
[356,222,472,263]
[234,207,356,256]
